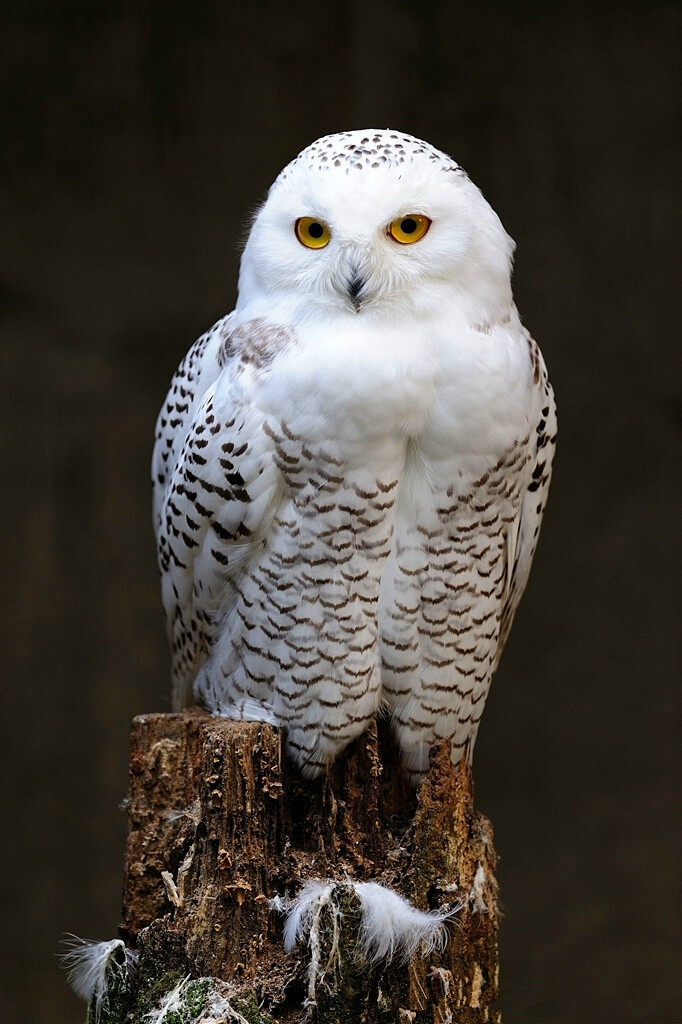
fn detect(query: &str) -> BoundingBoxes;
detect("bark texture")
[119,711,500,1022]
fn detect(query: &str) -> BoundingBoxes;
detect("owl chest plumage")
[188,312,540,778]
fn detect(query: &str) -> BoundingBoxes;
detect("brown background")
[1,2,680,1022]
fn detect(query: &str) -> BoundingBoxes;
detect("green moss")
[131,924,190,1022]
[132,976,272,1024]
[230,992,276,1024]
[160,978,211,1024]
[180,979,211,1019]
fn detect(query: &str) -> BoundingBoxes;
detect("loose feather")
[60,936,137,1019]
[355,881,454,964]
[277,879,455,973]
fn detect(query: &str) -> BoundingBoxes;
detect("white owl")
[152,129,556,784]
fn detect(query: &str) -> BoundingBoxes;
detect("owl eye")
[388,214,431,244]
[295,217,331,249]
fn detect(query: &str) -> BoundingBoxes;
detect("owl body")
[153,130,555,781]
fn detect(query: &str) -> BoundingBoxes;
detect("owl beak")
[339,250,368,312]
[347,273,364,312]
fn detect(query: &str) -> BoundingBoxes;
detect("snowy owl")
[152,129,556,783]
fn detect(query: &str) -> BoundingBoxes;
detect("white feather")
[60,936,136,1014]
[203,694,279,727]
[273,881,339,1008]
[279,880,335,954]
[277,879,456,972]
[354,881,453,964]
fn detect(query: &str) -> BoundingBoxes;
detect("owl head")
[238,130,515,325]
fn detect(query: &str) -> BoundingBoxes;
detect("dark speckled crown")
[274,129,465,184]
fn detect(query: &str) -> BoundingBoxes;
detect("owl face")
[238,130,514,324]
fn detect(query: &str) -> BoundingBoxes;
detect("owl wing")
[495,347,557,667]
[153,316,284,709]
[152,314,234,529]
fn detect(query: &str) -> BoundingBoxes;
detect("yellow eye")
[388,214,431,244]
[295,217,331,249]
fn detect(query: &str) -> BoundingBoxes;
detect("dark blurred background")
[1,2,680,1022]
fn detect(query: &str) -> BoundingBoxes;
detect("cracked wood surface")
[121,711,500,1022]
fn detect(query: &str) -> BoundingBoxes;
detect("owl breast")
[379,435,532,782]
[375,319,538,781]
[194,313,536,780]
[196,416,405,777]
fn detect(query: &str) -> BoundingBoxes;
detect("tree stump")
[118,710,500,1022]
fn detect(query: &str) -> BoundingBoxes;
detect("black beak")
[347,273,364,312]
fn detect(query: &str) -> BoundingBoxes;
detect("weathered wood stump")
[118,710,500,1022]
